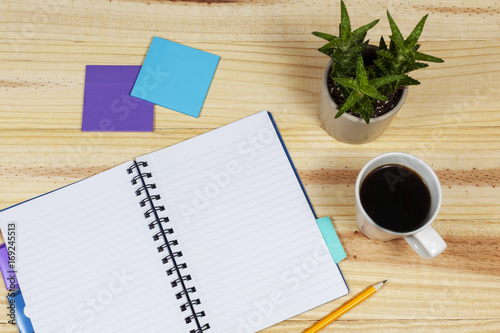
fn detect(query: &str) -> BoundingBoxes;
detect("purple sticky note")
[0,243,18,291]
[82,65,154,132]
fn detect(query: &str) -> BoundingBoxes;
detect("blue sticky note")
[316,217,347,263]
[131,37,220,118]
[7,289,34,333]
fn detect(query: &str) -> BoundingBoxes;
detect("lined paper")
[0,163,186,333]
[139,111,348,332]
[0,111,347,333]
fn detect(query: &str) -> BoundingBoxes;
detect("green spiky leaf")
[353,19,380,37]
[411,62,429,71]
[333,77,359,90]
[340,0,351,40]
[405,14,428,48]
[373,59,390,75]
[361,112,371,123]
[389,38,396,53]
[415,51,444,62]
[398,75,421,86]
[355,56,369,86]
[336,90,363,117]
[312,31,338,41]
[379,36,388,50]
[357,97,374,123]
[387,11,404,45]
[375,49,392,59]
[371,74,406,88]
[318,37,343,54]
[360,84,387,100]
[390,33,405,50]
[318,47,332,56]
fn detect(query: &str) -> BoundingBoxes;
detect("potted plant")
[314,0,444,144]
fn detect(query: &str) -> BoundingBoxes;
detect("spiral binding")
[127,161,209,333]
[131,172,152,185]
[190,324,211,333]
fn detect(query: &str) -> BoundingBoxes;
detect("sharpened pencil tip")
[373,280,387,291]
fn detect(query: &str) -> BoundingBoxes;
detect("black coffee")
[360,164,431,233]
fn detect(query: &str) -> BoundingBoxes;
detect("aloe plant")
[313,0,444,123]
[333,56,405,123]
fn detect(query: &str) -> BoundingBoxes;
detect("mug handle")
[404,226,446,259]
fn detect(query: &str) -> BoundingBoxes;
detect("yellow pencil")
[303,280,388,333]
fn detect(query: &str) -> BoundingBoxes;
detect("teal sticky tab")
[316,217,347,263]
[131,37,220,118]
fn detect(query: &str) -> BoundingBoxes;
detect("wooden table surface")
[1,0,499,332]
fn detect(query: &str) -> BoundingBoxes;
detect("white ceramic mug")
[355,152,446,259]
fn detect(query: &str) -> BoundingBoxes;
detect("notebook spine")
[127,161,210,333]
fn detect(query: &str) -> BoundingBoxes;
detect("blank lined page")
[0,162,186,333]
[139,111,348,332]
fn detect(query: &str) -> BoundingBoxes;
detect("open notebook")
[0,111,348,333]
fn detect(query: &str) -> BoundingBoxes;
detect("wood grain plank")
[1,41,498,131]
[263,319,500,332]
[1,0,499,43]
[0,126,499,216]
[1,0,499,332]
[1,216,498,323]
[0,42,500,130]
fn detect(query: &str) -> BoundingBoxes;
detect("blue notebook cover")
[266,111,349,292]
